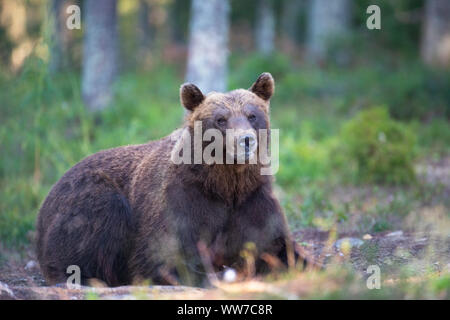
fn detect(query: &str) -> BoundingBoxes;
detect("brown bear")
[36,73,304,287]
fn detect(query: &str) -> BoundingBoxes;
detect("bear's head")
[180,73,274,164]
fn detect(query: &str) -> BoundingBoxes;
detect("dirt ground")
[1,227,448,300]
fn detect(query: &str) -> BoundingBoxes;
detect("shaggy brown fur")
[36,73,304,287]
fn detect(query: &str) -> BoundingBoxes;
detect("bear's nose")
[238,133,256,150]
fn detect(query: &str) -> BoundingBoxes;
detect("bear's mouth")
[227,145,257,163]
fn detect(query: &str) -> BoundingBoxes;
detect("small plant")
[341,107,416,184]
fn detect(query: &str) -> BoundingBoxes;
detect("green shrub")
[380,65,450,120]
[341,107,416,184]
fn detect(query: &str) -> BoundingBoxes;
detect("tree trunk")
[281,0,304,44]
[48,0,67,73]
[81,0,118,111]
[421,0,450,68]
[255,0,275,56]
[137,0,153,63]
[185,0,230,94]
[307,0,351,61]
[169,0,187,45]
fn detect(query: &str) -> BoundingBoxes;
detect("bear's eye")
[216,117,227,126]
[248,114,257,122]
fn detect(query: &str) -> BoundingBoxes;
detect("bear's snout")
[228,129,258,162]
[238,133,257,154]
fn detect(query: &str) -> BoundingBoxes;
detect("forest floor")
[1,157,449,300]
[0,228,449,300]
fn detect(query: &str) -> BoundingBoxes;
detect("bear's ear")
[180,83,205,111]
[249,72,275,101]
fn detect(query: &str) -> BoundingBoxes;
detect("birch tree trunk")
[307,0,351,61]
[185,0,230,94]
[81,0,118,111]
[421,0,450,68]
[255,0,275,56]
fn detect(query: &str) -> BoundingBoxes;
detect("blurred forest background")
[0,0,449,299]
